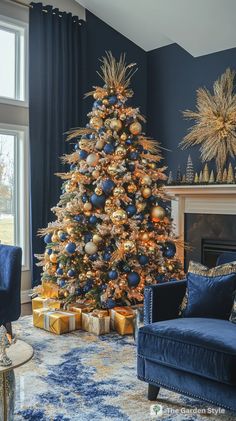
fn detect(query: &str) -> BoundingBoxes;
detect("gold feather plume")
[180,68,236,170]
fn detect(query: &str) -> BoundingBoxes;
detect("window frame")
[0,14,28,107]
[0,123,30,271]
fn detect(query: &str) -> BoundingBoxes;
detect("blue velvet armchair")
[137,253,236,412]
[0,245,22,329]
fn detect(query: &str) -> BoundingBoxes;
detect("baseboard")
[21,289,31,304]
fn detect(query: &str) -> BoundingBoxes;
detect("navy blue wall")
[147,43,236,179]
[85,11,147,117]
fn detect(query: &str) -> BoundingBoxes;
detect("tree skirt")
[12,316,234,421]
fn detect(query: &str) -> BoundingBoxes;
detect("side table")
[0,340,33,421]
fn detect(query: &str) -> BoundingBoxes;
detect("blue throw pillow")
[181,261,236,319]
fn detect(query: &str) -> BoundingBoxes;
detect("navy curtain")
[29,2,87,285]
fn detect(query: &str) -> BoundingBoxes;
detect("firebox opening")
[201,239,236,268]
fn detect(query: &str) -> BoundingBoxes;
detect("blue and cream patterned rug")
[12,316,234,420]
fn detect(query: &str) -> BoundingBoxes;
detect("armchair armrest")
[144,280,187,324]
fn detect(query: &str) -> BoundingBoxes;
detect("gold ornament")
[102,98,109,105]
[86,153,99,166]
[140,232,149,242]
[113,186,125,197]
[67,226,75,235]
[149,163,156,169]
[95,187,103,195]
[142,187,152,198]
[115,146,126,157]
[51,232,59,242]
[83,202,93,211]
[84,241,98,255]
[129,121,142,135]
[104,118,111,128]
[120,133,127,141]
[120,114,126,121]
[105,199,113,213]
[79,139,88,149]
[90,116,103,130]
[141,175,152,186]
[151,206,166,222]
[107,164,119,176]
[93,234,103,244]
[127,183,137,193]
[111,209,127,225]
[123,240,135,252]
[136,202,146,212]
[110,119,122,132]
[50,253,58,263]
[92,169,100,178]
[95,140,105,150]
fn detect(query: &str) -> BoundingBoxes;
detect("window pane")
[0,134,15,245]
[0,28,15,99]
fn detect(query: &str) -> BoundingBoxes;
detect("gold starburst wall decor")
[180,68,236,171]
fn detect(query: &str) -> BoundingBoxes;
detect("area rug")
[12,316,234,421]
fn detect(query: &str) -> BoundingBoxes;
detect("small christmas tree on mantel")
[36,52,184,310]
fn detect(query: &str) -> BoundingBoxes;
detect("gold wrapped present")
[41,280,59,299]
[32,297,61,311]
[110,307,134,335]
[82,310,110,335]
[33,308,80,335]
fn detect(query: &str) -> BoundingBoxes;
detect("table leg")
[0,370,15,421]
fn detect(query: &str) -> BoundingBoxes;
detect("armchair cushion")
[138,317,236,386]
[181,261,236,319]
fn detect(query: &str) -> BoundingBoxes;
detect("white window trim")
[0,14,28,107]
[0,122,30,271]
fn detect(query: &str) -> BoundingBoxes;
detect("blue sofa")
[0,245,22,331]
[137,253,236,412]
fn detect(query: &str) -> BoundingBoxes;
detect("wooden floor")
[21,302,32,316]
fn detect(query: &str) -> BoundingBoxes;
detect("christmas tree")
[36,53,183,309]
[185,154,194,184]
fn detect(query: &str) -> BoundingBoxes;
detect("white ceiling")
[77,0,236,57]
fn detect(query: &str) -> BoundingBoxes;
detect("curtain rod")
[8,0,32,8]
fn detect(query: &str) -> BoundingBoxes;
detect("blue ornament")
[104,298,116,309]
[70,163,76,171]
[67,269,76,277]
[76,287,83,295]
[82,194,88,203]
[127,271,140,287]
[44,234,52,244]
[108,96,117,105]
[136,214,144,222]
[138,255,149,266]
[127,163,135,172]
[155,274,165,283]
[59,232,67,241]
[123,265,131,273]
[65,242,76,254]
[84,232,93,243]
[74,215,84,223]
[163,242,176,258]
[83,279,94,293]
[89,253,99,261]
[126,205,137,217]
[102,179,115,195]
[147,222,154,231]
[130,151,139,160]
[89,215,98,225]
[91,193,106,209]
[59,279,66,287]
[93,100,102,109]
[103,252,111,261]
[101,284,107,291]
[90,133,96,140]
[137,145,144,152]
[56,268,63,276]
[104,143,115,154]
[108,270,118,280]
[79,150,88,159]
[126,138,133,145]
[74,144,79,150]
[46,248,52,255]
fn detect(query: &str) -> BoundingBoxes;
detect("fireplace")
[163,184,236,272]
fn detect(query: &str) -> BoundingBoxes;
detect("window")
[0,125,29,269]
[0,15,27,104]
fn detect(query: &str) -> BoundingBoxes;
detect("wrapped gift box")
[110,307,134,335]
[82,310,110,335]
[32,297,61,311]
[41,280,59,299]
[33,308,80,334]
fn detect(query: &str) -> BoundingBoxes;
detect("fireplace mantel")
[163,184,236,262]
